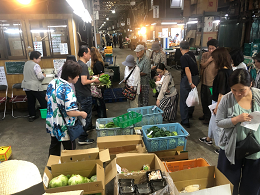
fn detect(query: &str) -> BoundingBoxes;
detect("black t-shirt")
[93,61,104,75]
[75,60,91,97]
[212,69,233,102]
[180,51,199,77]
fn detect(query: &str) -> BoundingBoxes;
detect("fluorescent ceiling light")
[186,21,198,24]
[31,29,54,33]
[48,25,67,28]
[104,22,106,24]
[4,29,22,34]
[146,24,149,26]
[112,10,115,13]
[106,18,109,20]
[0,24,10,26]
[177,23,185,25]
[66,0,92,23]
[213,20,220,23]
[13,24,21,26]
[151,23,156,25]
[225,14,228,17]
[161,22,177,25]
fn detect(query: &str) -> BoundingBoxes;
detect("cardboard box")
[195,32,218,47]
[105,153,166,186]
[154,146,188,162]
[196,0,218,15]
[170,166,233,195]
[0,146,12,161]
[60,148,110,164]
[97,135,147,157]
[46,148,110,166]
[43,160,105,195]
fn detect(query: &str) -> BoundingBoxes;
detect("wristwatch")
[189,83,192,86]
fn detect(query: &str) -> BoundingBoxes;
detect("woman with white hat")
[122,55,141,108]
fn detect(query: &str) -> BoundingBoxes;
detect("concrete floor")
[0,46,219,193]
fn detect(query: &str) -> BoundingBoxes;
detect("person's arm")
[66,110,87,119]
[81,65,99,85]
[213,94,223,115]
[34,64,45,81]
[216,95,252,128]
[200,53,213,69]
[185,67,195,89]
[157,74,170,102]
[161,52,167,66]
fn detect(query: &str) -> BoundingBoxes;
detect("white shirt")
[232,62,247,71]
[124,66,141,94]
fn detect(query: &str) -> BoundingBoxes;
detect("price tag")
[43,173,49,188]
[116,164,122,173]
[147,131,153,136]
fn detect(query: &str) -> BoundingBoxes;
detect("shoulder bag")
[122,66,137,101]
[235,89,260,159]
[91,85,102,98]
[55,81,84,141]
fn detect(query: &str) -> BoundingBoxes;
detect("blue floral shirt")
[46,78,78,141]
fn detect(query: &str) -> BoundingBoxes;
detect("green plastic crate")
[40,109,47,119]
[113,111,142,128]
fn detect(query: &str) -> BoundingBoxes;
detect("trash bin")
[107,65,120,82]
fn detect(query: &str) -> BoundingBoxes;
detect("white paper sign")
[162,28,168,38]
[127,18,130,25]
[241,111,260,131]
[51,34,61,53]
[0,67,7,86]
[60,43,68,55]
[116,164,122,173]
[43,172,49,188]
[33,41,43,55]
[53,59,66,71]
[13,41,22,50]
[204,17,214,32]
[153,5,159,18]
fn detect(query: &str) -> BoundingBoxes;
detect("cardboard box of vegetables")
[43,160,105,195]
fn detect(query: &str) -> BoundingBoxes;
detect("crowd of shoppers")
[21,37,260,195]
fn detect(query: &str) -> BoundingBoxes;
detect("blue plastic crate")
[96,117,134,137]
[127,106,163,127]
[142,123,189,152]
[113,88,127,102]
[105,56,113,64]
[104,89,116,102]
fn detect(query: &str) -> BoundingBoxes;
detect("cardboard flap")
[170,166,215,182]
[61,148,100,156]
[105,158,117,185]
[215,167,233,193]
[47,155,61,167]
[96,164,105,189]
[99,149,110,162]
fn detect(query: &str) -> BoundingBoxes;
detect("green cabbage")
[49,174,68,188]
[68,174,89,186]
[90,175,97,182]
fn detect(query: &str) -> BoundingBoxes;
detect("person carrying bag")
[122,55,140,108]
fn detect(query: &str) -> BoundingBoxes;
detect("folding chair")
[0,85,8,119]
[9,83,28,118]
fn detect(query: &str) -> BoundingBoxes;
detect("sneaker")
[214,149,220,155]
[181,121,190,128]
[78,139,95,145]
[28,115,39,122]
[199,137,213,146]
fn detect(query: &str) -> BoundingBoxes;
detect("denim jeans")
[95,97,107,118]
[76,95,92,141]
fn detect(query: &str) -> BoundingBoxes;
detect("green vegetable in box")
[49,174,69,188]
[146,126,178,138]
[105,122,117,128]
[68,174,89,186]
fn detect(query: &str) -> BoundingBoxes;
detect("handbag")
[55,81,84,141]
[122,66,137,101]
[91,85,102,98]
[235,89,260,159]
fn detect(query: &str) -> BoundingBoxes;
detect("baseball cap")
[134,45,145,52]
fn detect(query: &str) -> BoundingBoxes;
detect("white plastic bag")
[186,87,199,107]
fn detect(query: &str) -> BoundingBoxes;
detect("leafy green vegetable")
[49,174,69,188]
[88,67,94,76]
[99,124,105,129]
[153,88,157,94]
[90,175,97,182]
[105,122,117,128]
[68,174,88,186]
[99,74,111,88]
[150,79,156,89]
[146,126,178,138]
